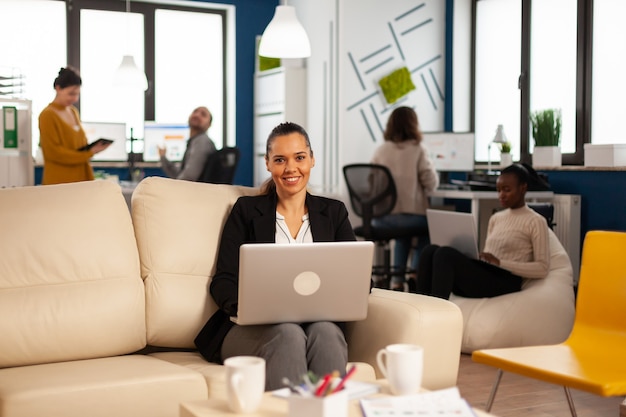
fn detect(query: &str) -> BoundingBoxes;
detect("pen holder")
[287,390,348,417]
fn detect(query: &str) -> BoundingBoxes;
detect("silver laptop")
[231,241,374,325]
[426,209,480,259]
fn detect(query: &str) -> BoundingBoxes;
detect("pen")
[302,373,316,392]
[331,364,356,394]
[314,373,333,397]
[323,371,340,396]
[282,377,311,397]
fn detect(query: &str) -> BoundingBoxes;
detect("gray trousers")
[221,321,348,390]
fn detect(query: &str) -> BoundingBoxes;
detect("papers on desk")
[360,387,477,417]
[272,380,380,400]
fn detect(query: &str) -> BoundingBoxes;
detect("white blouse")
[275,212,312,243]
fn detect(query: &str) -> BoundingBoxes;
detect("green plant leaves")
[530,109,561,147]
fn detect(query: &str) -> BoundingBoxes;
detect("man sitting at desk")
[158,106,216,181]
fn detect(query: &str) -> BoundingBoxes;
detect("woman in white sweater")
[371,106,439,288]
[415,164,550,299]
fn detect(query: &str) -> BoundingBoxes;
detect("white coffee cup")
[376,343,424,395]
[224,356,266,413]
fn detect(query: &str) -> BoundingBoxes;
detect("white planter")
[500,153,513,168]
[533,146,561,167]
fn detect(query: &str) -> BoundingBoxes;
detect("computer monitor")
[142,122,190,162]
[81,121,127,162]
[422,132,475,172]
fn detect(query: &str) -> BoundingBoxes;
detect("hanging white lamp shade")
[113,55,148,91]
[258,5,311,58]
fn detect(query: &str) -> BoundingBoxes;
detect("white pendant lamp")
[258,3,311,59]
[113,0,148,91]
[114,55,148,91]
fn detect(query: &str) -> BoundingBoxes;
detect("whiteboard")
[422,132,475,172]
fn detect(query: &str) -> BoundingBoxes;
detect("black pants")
[415,244,522,299]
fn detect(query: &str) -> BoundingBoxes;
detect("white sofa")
[450,229,576,353]
[0,177,463,417]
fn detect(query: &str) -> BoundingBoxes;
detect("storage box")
[287,391,348,417]
[584,144,626,167]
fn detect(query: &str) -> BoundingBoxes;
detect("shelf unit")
[0,97,33,187]
[253,66,307,187]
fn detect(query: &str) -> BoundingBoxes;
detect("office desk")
[428,189,554,248]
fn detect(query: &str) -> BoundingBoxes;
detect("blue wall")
[544,170,626,238]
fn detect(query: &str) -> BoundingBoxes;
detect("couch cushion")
[131,177,257,348]
[0,355,207,417]
[347,289,463,390]
[149,351,376,401]
[0,181,145,367]
[450,229,576,352]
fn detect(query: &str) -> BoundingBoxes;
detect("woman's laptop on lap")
[426,209,480,259]
[230,241,374,325]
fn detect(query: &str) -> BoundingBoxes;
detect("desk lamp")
[487,125,507,173]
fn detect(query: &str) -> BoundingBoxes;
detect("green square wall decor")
[378,67,416,104]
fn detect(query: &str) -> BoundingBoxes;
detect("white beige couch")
[0,177,463,417]
[450,229,576,353]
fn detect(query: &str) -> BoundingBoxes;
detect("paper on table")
[360,387,477,417]
[272,380,380,400]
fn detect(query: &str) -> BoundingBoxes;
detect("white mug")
[376,343,424,395]
[224,356,266,413]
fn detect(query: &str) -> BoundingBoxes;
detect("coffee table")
[180,384,497,416]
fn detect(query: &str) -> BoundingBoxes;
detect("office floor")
[456,353,623,417]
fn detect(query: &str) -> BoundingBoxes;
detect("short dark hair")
[500,163,529,185]
[53,67,81,89]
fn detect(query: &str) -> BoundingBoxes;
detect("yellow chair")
[472,230,626,416]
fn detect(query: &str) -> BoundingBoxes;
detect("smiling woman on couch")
[194,122,356,390]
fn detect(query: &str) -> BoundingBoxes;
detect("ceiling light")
[258,4,311,59]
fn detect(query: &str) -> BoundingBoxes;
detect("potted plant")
[499,141,513,167]
[530,109,562,167]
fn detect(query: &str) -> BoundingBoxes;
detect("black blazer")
[194,191,356,363]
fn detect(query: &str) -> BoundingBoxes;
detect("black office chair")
[198,147,240,184]
[527,202,556,230]
[343,163,425,290]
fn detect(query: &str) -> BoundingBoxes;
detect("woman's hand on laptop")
[479,252,500,266]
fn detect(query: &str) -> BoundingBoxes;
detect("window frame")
[473,0,592,166]
[66,0,230,143]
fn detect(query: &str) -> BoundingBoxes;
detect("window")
[474,0,593,165]
[0,0,233,157]
[154,9,225,148]
[474,0,521,163]
[592,0,626,145]
[530,0,577,154]
[80,9,146,140]
[0,0,66,157]
[71,0,231,150]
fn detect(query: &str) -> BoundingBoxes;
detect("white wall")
[294,0,447,196]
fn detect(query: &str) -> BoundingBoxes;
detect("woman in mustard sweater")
[39,67,110,185]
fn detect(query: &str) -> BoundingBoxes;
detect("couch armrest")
[345,289,463,390]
